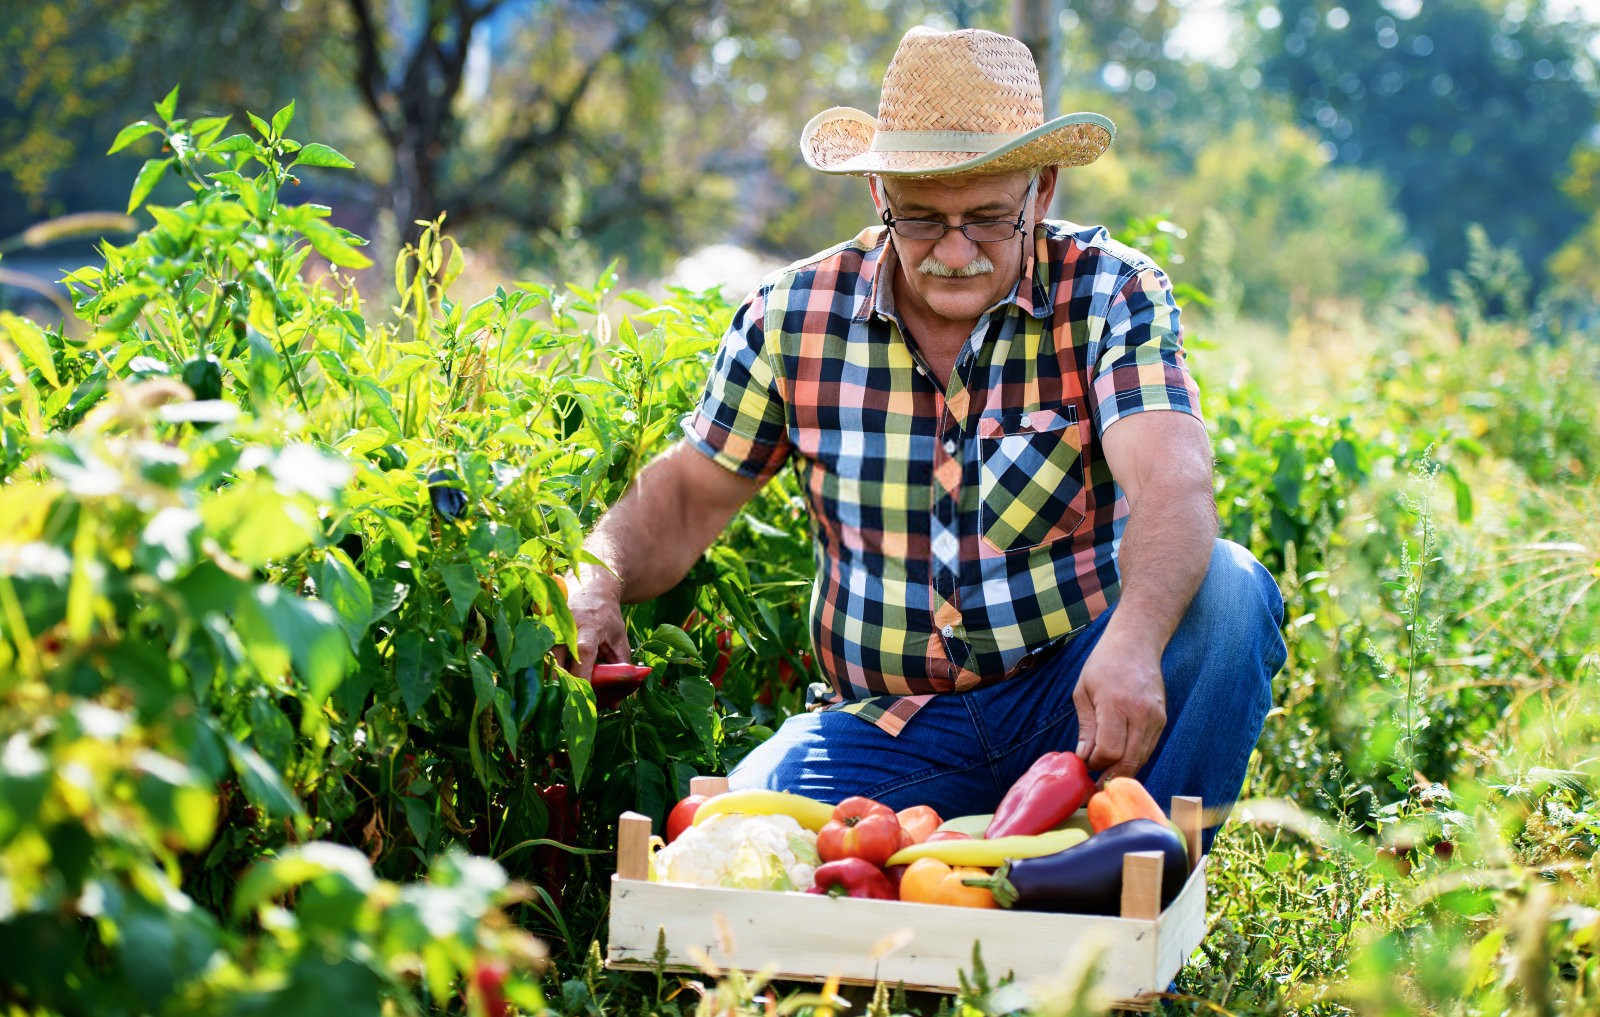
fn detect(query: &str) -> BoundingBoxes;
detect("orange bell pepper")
[897,857,997,908]
[1086,777,1168,833]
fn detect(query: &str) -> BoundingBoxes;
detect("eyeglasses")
[879,176,1038,244]
[879,207,1026,243]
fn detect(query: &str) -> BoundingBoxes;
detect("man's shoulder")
[1039,220,1163,279]
[751,226,886,300]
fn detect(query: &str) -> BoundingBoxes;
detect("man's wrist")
[1099,611,1169,662]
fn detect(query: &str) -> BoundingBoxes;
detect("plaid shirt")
[684,221,1202,735]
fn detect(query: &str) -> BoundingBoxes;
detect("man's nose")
[931,225,980,267]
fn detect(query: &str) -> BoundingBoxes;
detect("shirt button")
[940,624,955,638]
[1020,413,1032,428]
[942,438,958,455]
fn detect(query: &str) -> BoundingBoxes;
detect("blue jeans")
[729,539,1286,851]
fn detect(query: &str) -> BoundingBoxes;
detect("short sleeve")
[1088,265,1204,436]
[682,286,793,481]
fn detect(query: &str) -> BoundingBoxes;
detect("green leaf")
[253,585,349,704]
[127,158,172,213]
[108,120,159,154]
[293,142,356,169]
[211,133,255,154]
[317,549,374,652]
[438,562,480,625]
[507,619,556,674]
[1,312,59,388]
[394,630,443,717]
[649,623,701,662]
[154,84,179,123]
[301,217,373,269]
[470,653,517,760]
[226,736,304,819]
[1449,469,1474,523]
[1329,438,1363,479]
[271,100,296,136]
[674,676,717,753]
[246,110,273,139]
[558,669,598,793]
[233,842,375,919]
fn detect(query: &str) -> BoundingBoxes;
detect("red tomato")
[817,796,902,866]
[896,805,943,845]
[666,794,708,843]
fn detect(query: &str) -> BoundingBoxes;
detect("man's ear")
[1033,167,1059,221]
[868,175,887,215]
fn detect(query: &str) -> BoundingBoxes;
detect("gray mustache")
[917,254,995,278]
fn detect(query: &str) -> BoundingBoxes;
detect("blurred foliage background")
[4,0,1599,320]
[3,2,1600,1016]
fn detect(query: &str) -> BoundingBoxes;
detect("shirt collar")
[854,225,1053,324]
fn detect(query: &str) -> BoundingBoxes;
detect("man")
[564,26,1285,846]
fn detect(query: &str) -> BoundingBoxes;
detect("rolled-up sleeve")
[1089,265,1203,436]
[683,286,792,481]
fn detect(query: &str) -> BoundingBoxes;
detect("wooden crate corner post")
[617,811,652,881]
[690,775,730,797]
[1170,796,1203,870]
[1119,850,1164,920]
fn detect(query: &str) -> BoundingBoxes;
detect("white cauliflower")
[650,812,820,891]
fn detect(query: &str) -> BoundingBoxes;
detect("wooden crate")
[607,777,1209,1007]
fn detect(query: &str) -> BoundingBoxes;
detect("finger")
[1087,712,1129,773]
[1121,713,1164,779]
[1072,684,1097,761]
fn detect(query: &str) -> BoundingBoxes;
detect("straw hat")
[800,26,1114,177]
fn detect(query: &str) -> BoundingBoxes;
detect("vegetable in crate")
[1086,777,1169,833]
[809,858,896,900]
[896,805,942,845]
[651,813,820,891]
[885,827,1086,868]
[665,793,708,843]
[987,751,1093,838]
[691,789,835,832]
[817,796,903,866]
[963,818,1187,914]
[898,858,996,908]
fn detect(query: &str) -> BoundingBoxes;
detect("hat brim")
[800,107,1116,177]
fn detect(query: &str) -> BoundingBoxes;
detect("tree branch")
[339,0,395,146]
[344,0,399,146]
[470,0,705,190]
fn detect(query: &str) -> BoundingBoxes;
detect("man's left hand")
[1072,630,1167,780]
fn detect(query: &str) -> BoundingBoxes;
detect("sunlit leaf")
[127,158,172,213]
[293,143,356,169]
[107,120,159,155]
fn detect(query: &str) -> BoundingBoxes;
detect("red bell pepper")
[809,858,896,899]
[591,662,650,709]
[986,751,1093,838]
[535,782,578,905]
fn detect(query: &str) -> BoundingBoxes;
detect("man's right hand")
[555,568,629,679]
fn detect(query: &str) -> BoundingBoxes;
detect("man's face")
[872,168,1056,329]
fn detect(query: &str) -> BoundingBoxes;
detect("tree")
[1251,0,1600,292]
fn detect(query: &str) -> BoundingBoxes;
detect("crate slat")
[607,856,1207,1002]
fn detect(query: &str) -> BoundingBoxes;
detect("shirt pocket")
[976,406,1087,554]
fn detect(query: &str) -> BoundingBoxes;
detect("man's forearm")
[574,442,761,604]
[579,464,701,604]
[1101,481,1218,653]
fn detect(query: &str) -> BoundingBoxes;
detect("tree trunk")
[1012,0,1064,215]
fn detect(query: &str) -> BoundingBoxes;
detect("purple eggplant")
[427,469,469,521]
[963,818,1188,914]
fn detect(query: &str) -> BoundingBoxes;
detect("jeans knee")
[1182,540,1286,697]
